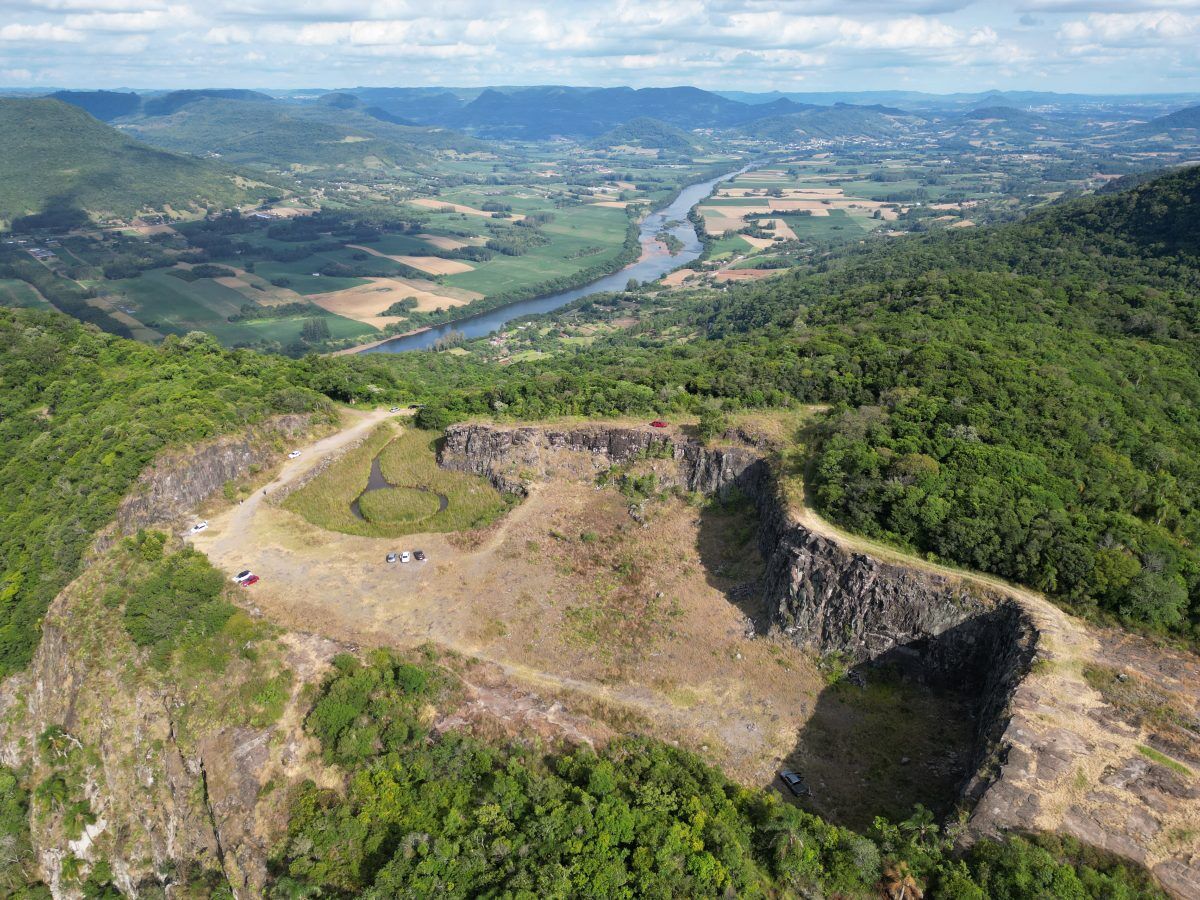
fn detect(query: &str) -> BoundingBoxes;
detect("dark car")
[779,770,808,797]
[413,550,426,561]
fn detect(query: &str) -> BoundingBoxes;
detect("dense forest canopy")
[269,650,1165,899]
[0,309,503,676]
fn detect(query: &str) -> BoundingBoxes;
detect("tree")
[300,318,331,343]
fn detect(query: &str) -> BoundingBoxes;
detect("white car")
[287,450,301,459]
[233,569,253,584]
[400,551,411,564]
[191,521,208,533]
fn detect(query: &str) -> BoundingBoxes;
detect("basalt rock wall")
[108,414,312,542]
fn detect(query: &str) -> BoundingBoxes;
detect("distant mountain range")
[48,88,479,169]
[1135,104,1200,136]
[30,85,1200,165]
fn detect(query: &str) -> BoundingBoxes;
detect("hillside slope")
[593,116,707,152]
[0,98,259,228]
[121,94,479,170]
[737,103,924,142]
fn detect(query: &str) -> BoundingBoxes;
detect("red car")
[240,574,260,587]
[649,420,668,428]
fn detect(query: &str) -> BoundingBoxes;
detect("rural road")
[188,405,398,567]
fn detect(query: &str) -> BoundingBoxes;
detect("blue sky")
[1,0,1198,93]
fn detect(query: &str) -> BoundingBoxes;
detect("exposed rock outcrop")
[108,414,311,541]
[440,421,1200,897]
[441,422,763,497]
[0,416,328,898]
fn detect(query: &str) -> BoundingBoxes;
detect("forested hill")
[0,98,258,229]
[422,165,1200,639]
[0,311,484,676]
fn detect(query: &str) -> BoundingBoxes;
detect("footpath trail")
[197,405,396,564]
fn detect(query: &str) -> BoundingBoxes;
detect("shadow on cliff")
[773,614,1026,833]
[695,489,769,631]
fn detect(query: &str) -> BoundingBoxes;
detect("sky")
[1,0,1199,93]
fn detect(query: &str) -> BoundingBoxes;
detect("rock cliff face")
[442,422,1029,671]
[0,415,327,898]
[440,422,763,497]
[442,422,1200,897]
[440,426,1033,805]
[0,571,337,898]
[109,414,311,540]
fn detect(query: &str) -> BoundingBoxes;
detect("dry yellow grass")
[740,234,777,250]
[713,269,783,282]
[417,234,468,251]
[660,269,701,287]
[309,278,479,325]
[395,256,475,275]
[347,244,474,275]
[766,218,798,239]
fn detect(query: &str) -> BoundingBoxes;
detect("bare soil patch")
[309,278,477,325]
[190,450,825,785]
[714,269,783,282]
[660,269,702,286]
[395,255,475,275]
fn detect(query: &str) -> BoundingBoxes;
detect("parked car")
[779,770,808,797]
[413,550,426,561]
[241,575,260,587]
[390,406,402,413]
[386,552,399,564]
[191,521,208,533]
[233,569,253,583]
[649,420,668,428]
[400,551,411,563]
[287,450,301,459]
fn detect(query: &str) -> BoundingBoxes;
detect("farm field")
[697,165,901,244]
[444,204,631,296]
[104,268,376,347]
[0,142,735,352]
[0,278,50,309]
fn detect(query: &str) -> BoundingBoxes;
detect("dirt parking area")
[190,441,825,785]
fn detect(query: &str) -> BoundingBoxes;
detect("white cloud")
[0,0,1195,91]
[0,22,84,41]
[64,6,192,31]
[1059,10,1200,44]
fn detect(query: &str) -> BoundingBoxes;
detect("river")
[360,164,751,353]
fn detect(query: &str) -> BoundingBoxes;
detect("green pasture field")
[0,278,50,309]
[107,268,373,344]
[444,204,629,297]
[204,312,375,346]
[362,233,440,255]
[284,424,511,537]
[706,234,755,258]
